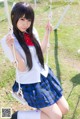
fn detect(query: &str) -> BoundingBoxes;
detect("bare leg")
[57,96,69,115]
[11,96,69,119]
[40,96,69,119]
[41,111,50,119]
[40,103,62,119]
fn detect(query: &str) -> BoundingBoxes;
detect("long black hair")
[11,2,44,70]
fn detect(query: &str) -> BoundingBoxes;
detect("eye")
[20,18,25,21]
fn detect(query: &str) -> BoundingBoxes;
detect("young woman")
[1,2,69,119]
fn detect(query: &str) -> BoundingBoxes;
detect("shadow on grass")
[67,73,80,100]
[54,29,61,84]
[71,95,80,119]
[66,74,80,119]
[71,73,80,85]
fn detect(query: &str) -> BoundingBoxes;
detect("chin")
[20,30,26,32]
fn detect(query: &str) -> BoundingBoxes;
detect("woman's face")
[17,15,31,32]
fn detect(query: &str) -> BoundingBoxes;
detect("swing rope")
[54,0,74,30]
[3,0,28,105]
[11,43,28,105]
[12,45,21,95]
[4,0,11,30]
[46,1,53,65]
[46,0,74,73]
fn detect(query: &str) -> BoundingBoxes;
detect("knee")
[49,111,62,119]
[62,104,69,115]
[56,112,62,119]
[55,112,62,119]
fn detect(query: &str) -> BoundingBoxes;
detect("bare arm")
[6,34,27,72]
[41,21,53,53]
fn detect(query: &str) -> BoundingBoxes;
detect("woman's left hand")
[45,21,53,33]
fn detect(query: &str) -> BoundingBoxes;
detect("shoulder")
[33,27,38,35]
[33,27,39,39]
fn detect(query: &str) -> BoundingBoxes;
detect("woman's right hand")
[6,34,14,48]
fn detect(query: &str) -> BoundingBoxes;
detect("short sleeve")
[0,36,14,62]
[33,27,41,44]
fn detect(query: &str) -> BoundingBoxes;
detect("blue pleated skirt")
[12,68,63,109]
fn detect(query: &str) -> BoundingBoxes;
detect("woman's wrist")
[8,44,14,52]
[45,29,50,34]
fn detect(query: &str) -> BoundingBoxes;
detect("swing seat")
[11,91,28,105]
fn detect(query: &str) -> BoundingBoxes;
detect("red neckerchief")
[24,33,34,46]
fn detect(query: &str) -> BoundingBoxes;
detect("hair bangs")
[24,6,34,21]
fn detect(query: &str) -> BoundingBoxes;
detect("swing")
[3,0,28,105]
[4,0,73,105]
[11,44,28,105]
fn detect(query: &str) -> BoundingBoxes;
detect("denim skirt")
[12,68,63,109]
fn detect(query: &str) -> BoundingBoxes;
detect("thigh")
[56,96,69,115]
[41,111,49,119]
[40,103,62,119]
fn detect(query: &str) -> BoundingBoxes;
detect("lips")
[21,28,27,32]
[22,28,27,30]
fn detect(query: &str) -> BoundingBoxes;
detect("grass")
[0,0,80,119]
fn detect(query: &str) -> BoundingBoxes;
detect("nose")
[24,20,30,27]
[23,20,28,26]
